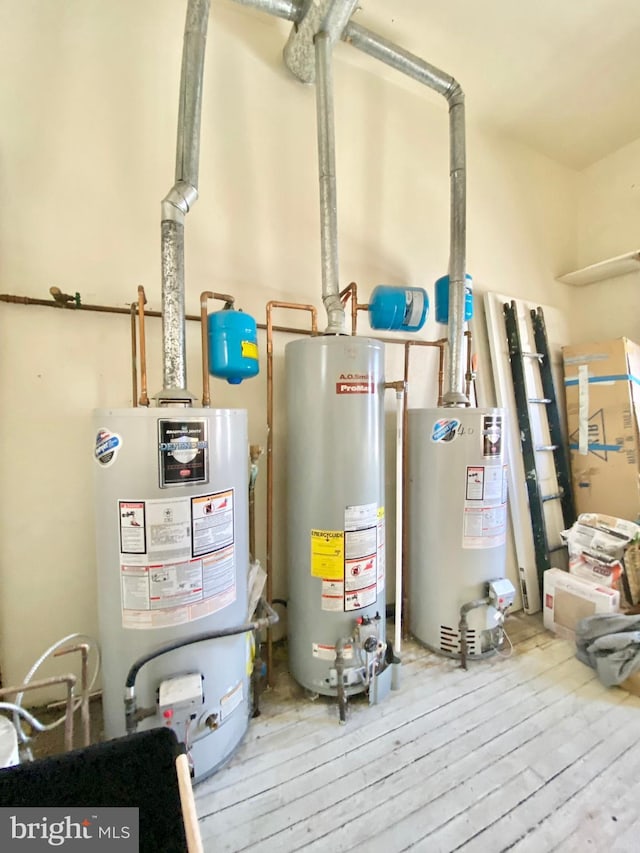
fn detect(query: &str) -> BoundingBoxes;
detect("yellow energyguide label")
[310,529,344,579]
[241,340,258,360]
[377,506,385,518]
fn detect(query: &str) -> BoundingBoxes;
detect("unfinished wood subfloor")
[195,614,640,852]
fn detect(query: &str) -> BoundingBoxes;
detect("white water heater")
[93,406,250,781]
[285,336,388,698]
[408,407,509,658]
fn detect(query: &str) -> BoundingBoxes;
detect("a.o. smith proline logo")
[336,373,376,395]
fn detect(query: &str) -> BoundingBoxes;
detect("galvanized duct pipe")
[284,0,359,84]
[229,1,467,394]
[231,0,301,21]
[315,31,345,335]
[343,22,468,405]
[160,0,210,399]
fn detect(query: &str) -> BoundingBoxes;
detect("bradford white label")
[158,418,208,488]
[94,428,122,468]
[431,418,460,443]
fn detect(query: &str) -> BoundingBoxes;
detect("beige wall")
[0,0,578,692]
[570,136,640,342]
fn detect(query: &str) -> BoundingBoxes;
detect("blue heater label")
[431,418,460,443]
[94,428,122,467]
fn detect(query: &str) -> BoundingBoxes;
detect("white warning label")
[345,527,377,560]
[220,681,243,722]
[345,584,377,611]
[462,463,507,549]
[462,505,507,549]
[345,555,376,592]
[312,642,354,661]
[345,502,378,531]
[119,490,236,628]
[321,579,345,611]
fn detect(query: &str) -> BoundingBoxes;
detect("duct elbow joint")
[162,181,199,222]
[442,391,469,407]
[323,295,346,335]
[446,80,465,108]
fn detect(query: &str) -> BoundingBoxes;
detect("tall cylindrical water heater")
[408,407,508,657]
[286,337,386,695]
[94,407,250,781]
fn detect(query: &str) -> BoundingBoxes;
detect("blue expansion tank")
[208,308,259,385]
[368,285,429,332]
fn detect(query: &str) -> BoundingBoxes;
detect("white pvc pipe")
[12,632,100,744]
[394,386,404,654]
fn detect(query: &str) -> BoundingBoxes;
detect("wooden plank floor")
[195,614,640,852]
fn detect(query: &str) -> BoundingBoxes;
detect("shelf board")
[557,251,640,286]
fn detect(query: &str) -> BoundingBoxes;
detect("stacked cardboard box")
[562,337,640,523]
[543,568,619,641]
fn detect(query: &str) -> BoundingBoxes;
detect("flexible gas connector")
[124,599,278,734]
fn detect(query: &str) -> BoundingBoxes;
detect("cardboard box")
[543,567,620,641]
[562,338,640,522]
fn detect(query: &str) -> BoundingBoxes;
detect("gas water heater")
[408,407,514,660]
[89,0,269,783]
[285,336,390,707]
[94,407,252,781]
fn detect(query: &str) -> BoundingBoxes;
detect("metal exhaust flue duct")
[159,0,210,403]
[231,0,469,404]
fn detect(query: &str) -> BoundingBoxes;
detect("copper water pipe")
[0,292,312,331]
[249,444,263,563]
[2,291,428,348]
[339,281,368,336]
[55,643,91,747]
[0,674,77,753]
[464,328,474,403]
[199,291,235,407]
[130,302,138,407]
[401,338,448,637]
[266,301,318,686]
[137,286,150,407]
